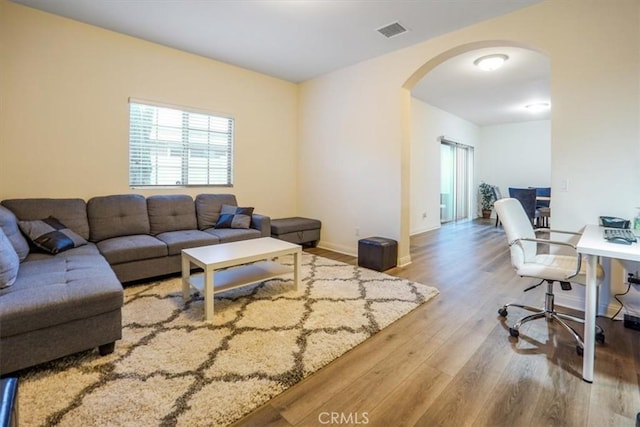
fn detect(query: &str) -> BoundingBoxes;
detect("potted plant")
[479,182,495,218]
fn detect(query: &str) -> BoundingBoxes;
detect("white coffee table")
[181,237,302,321]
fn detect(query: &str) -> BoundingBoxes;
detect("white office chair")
[494,198,605,355]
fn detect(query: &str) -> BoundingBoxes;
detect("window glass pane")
[129,101,233,187]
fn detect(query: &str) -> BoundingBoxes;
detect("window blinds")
[129,99,234,187]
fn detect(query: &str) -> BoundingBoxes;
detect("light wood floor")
[236,219,640,427]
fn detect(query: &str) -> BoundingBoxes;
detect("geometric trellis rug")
[16,253,438,427]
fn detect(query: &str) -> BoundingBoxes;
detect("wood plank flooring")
[235,219,640,427]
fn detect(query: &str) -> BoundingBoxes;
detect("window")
[128,99,234,187]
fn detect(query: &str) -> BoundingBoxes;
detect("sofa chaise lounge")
[0,193,270,374]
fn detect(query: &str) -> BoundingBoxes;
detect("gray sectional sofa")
[0,193,270,374]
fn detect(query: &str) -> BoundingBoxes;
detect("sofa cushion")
[88,194,150,242]
[96,234,168,265]
[24,242,101,262]
[18,217,88,254]
[1,198,90,241]
[147,195,197,235]
[0,255,123,338]
[204,227,262,243]
[271,217,322,234]
[0,229,19,289]
[215,205,254,229]
[155,230,219,255]
[0,206,29,262]
[195,194,238,230]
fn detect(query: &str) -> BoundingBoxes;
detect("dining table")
[536,196,551,227]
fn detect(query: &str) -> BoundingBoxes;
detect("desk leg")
[583,254,597,383]
[294,249,301,291]
[204,268,214,321]
[182,256,191,300]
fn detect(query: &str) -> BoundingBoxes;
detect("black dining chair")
[534,187,551,208]
[491,185,503,227]
[508,187,539,226]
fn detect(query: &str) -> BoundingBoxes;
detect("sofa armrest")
[251,214,271,237]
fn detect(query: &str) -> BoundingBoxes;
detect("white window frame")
[128,98,234,188]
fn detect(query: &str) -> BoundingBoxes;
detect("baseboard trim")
[555,293,623,320]
[410,224,440,236]
[315,242,356,257]
[398,255,412,267]
[316,243,412,268]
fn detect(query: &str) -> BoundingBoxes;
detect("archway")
[403,40,547,91]
[398,40,550,264]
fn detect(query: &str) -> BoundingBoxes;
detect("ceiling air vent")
[377,21,408,38]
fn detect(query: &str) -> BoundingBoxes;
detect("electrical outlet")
[355,227,360,236]
[629,275,640,285]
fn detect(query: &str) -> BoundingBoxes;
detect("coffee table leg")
[182,255,191,300]
[204,268,214,321]
[294,250,301,291]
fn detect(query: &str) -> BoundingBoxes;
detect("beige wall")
[0,0,299,218]
[298,65,404,256]
[299,0,640,311]
[410,98,479,235]
[477,120,551,213]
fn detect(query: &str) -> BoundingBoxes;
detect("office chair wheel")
[509,327,519,338]
[596,332,605,344]
[498,308,508,317]
[576,345,583,356]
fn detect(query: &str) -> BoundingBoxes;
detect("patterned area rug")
[16,253,438,426]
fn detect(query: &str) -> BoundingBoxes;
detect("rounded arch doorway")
[400,40,551,251]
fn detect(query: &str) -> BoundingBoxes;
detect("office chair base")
[498,281,604,355]
[503,309,603,355]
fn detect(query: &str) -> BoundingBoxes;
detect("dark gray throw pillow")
[215,205,254,229]
[0,228,19,288]
[18,217,88,254]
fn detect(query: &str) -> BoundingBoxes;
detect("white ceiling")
[412,46,550,125]
[11,0,547,126]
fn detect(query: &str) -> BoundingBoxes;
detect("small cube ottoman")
[271,217,321,247]
[358,236,398,271]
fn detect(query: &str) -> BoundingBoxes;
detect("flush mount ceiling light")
[473,54,509,71]
[525,102,551,112]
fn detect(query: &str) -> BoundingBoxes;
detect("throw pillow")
[0,205,30,262]
[18,217,88,254]
[0,228,19,288]
[215,205,254,229]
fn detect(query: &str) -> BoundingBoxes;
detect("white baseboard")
[316,242,356,257]
[398,255,412,267]
[410,224,440,236]
[555,293,622,320]
[316,242,411,268]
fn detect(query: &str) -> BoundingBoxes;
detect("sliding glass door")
[440,139,473,223]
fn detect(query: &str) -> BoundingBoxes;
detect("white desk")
[576,225,640,382]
